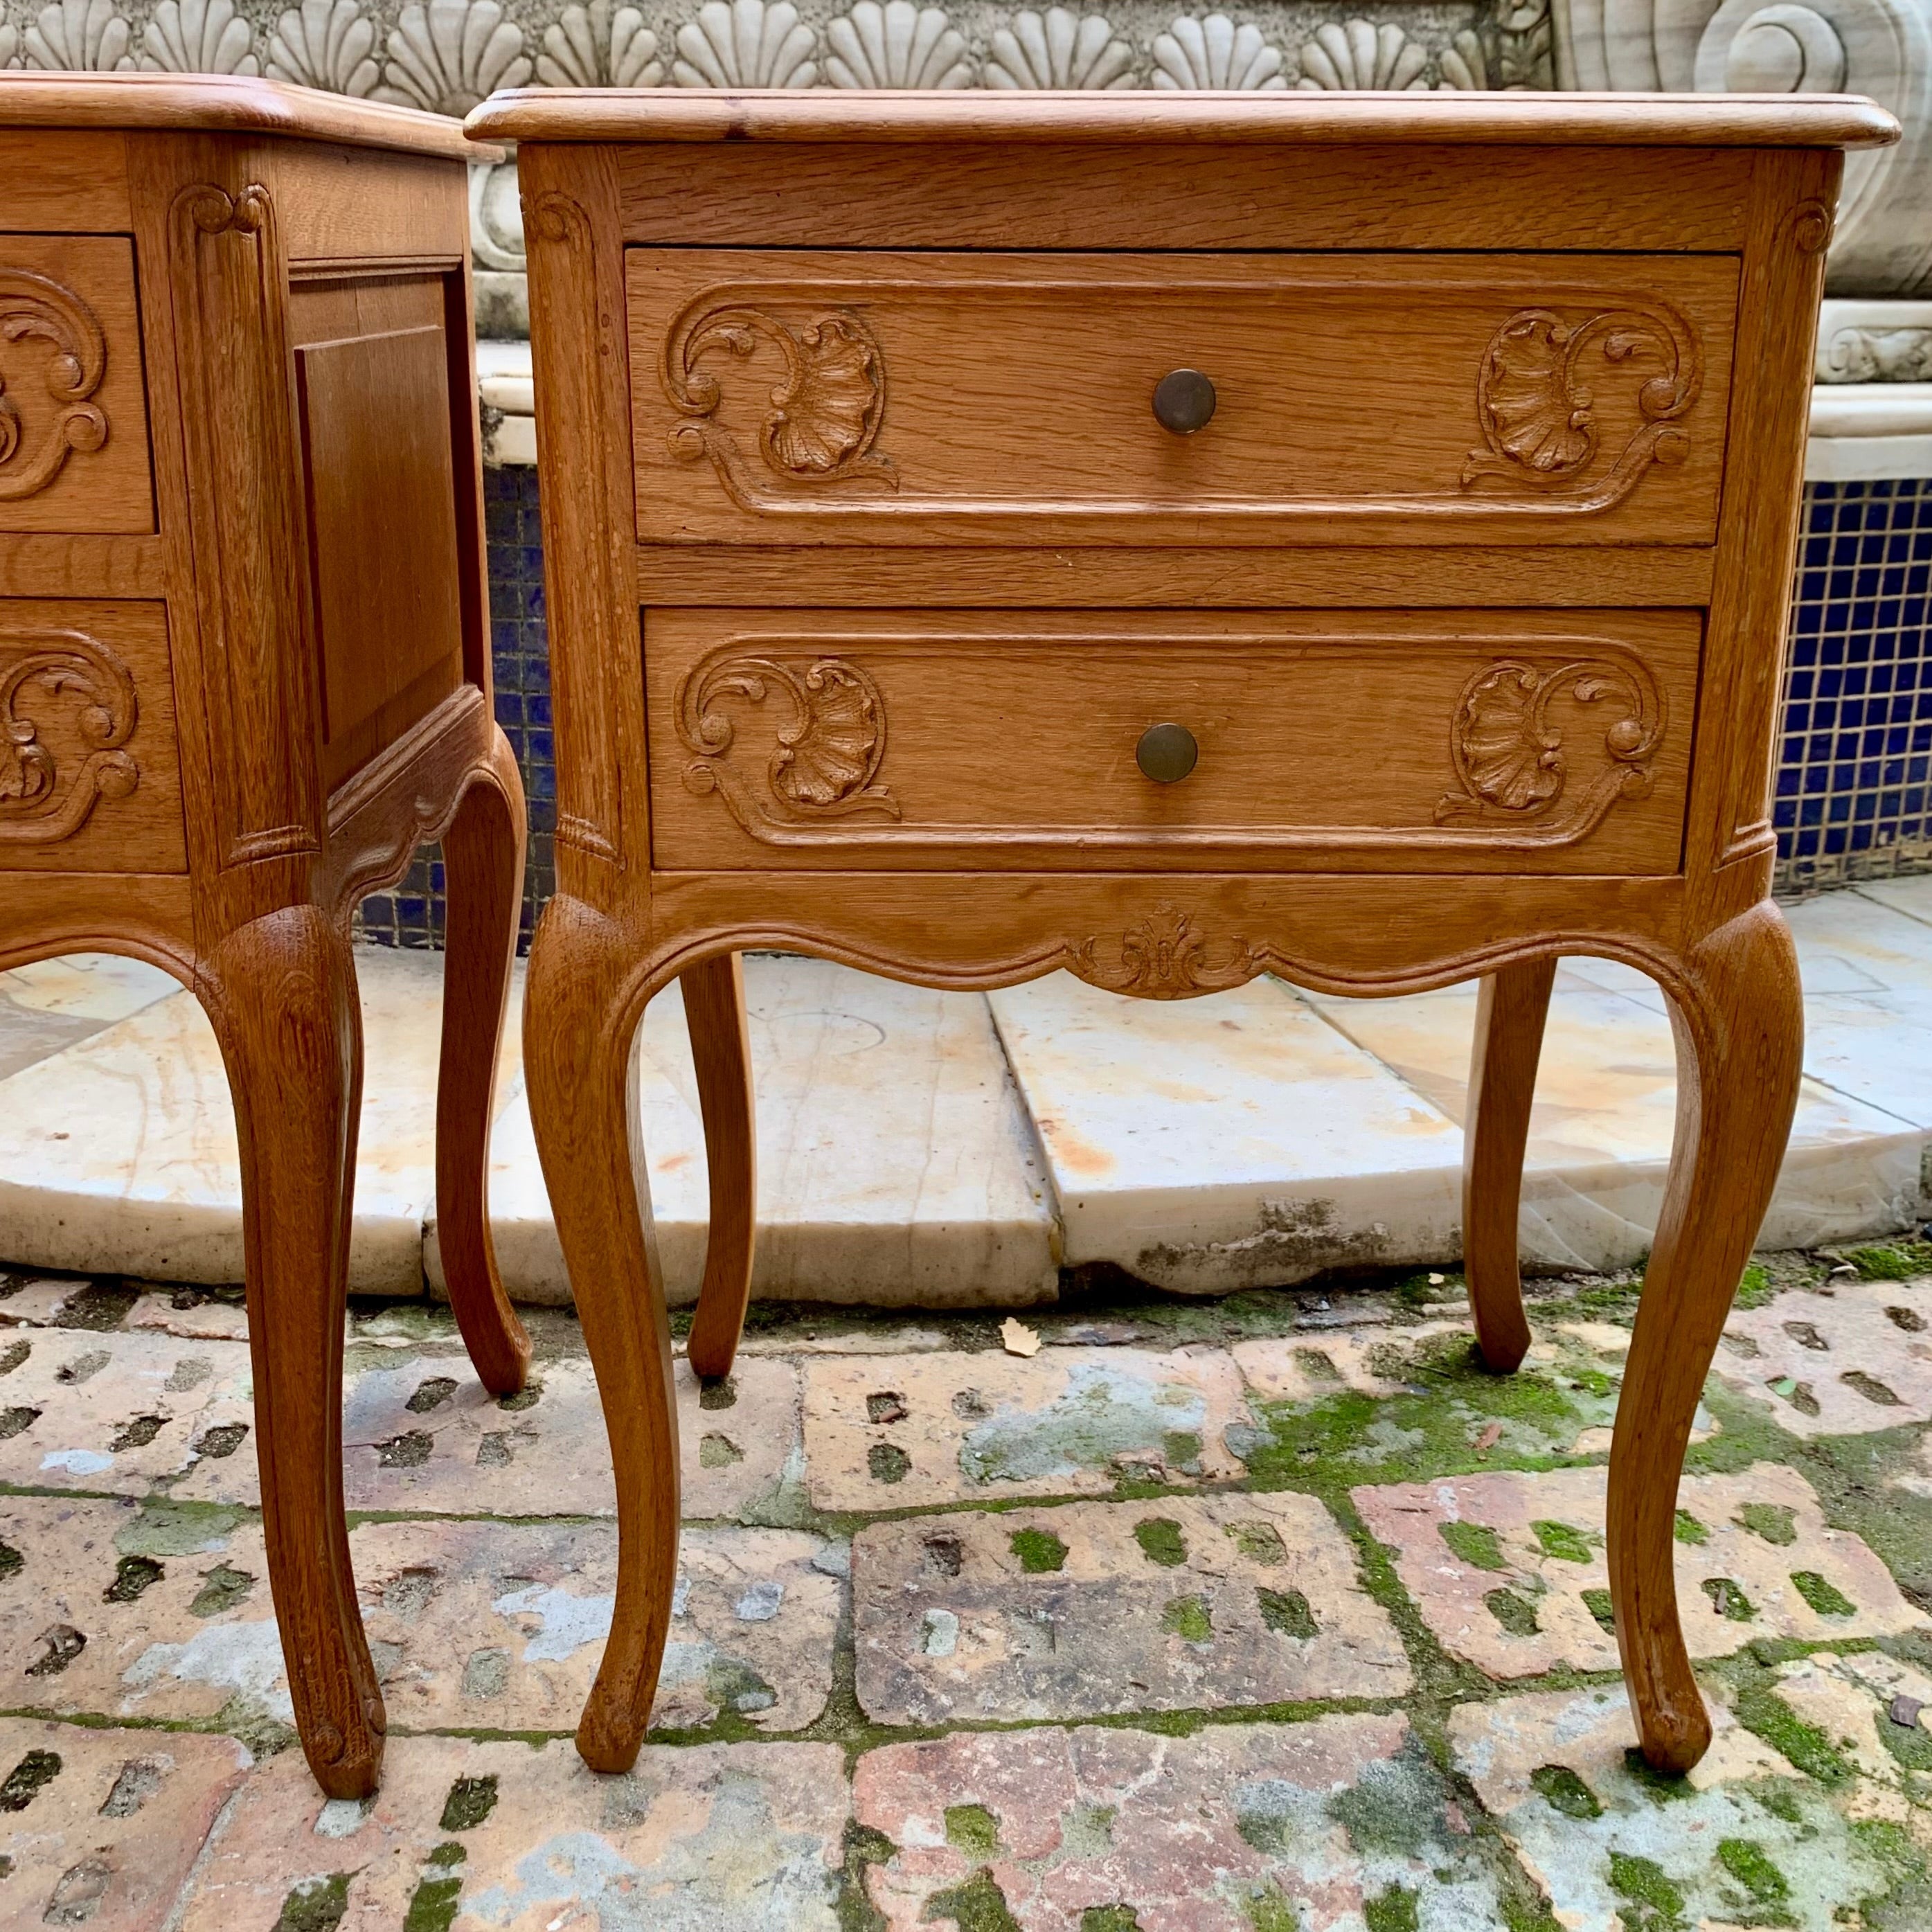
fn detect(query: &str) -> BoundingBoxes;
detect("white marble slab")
[0,954,183,1085]
[1311,978,1923,1272]
[985,972,1464,1294]
[0,950,492,1296]
[477,957,1059,1309]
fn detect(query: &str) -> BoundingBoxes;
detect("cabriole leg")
[526,895,679,1774]
[436,734,533,1395]
[1462,957,1557,1372]
[681,951,757,1379]
[1611,902,1802,1771]
[199,905,384,1798]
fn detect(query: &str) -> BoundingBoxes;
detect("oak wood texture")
[630,249,1737,548]
[680,951,758,1381]
[498,93,1850,1780]
[0,598,186,871]
[0,73,489,160]
[470,85,1899,149]
[646,607,1700,874]
[1463,958,1557,1375]
[0,233,154,534]
[0,96,525,1802]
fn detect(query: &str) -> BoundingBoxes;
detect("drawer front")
[627,249,1737,548]
[0,598,187,872]
[0,234,154,535]
[646,608,1699,875]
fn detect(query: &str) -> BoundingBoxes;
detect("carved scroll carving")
[0,626,140,844]
[1070,903,1267,1001]
[677,650,901,840]
[1435,655,1665,834]
[0,268,109,501]
[167,179,319,867]
[663,294,897,506]
[1462,304,1701,510]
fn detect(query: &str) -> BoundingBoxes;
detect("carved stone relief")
[1552,0,1931,297]
[0,267,109,501]
[0,625,141,844]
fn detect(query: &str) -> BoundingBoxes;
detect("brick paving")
[1,1257,1931,1926]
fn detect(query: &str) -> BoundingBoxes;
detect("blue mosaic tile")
[1776,478,1932,889]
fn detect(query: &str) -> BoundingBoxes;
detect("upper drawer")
[627,249,1738,549]
[0,233,154,535]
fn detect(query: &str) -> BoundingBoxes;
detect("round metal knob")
[1152,368,1217,436]
[1136,722,1199,785]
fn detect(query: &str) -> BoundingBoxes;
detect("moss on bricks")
[1715,1838,1790,1917]
[1485,1589,1540,1637]
[1530,1520,1593,1563]
[1363,1885,1420,1932]
[920,1868,1021,1931]
[1529,1764,1602,1819]
[1734,1681,1852,1785]
[1439,1523,1509,1573]
[1008,1528,1067,1574]
[945,1805,1001,1860]
[1734,1503,1798,1547]
[1161,1595,1213,1643]
[275,1874,350,1932]
[1582,1588,1617,1633]
[1134,1519,1188,1568]
[1607,1852,1688,1932]
[1258,1588,1319,1638]
[438,1774,499,1832]
[1789,1571,1856,1618]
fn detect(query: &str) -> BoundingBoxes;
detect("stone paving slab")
[0,949,501,1294]
[481,958,1059,1308]
[0,1498,841,1739]
[0,953,179,1084]
[0,1325,254,1500]
[987,972,1465,1294]
[355,1517,843,1735]
[1717,1276,1932,1435]
[1354,1463,1924,1677]
[176,1733,850,1930]
[1449,1683,1929,1932]
[803,1344,1252,1511]
[166,1348,802,1521]
[0,1715,249,1932]
[1314,974,1925,1271]
[852,1713,1508,1931]
[853,1490,1408,1725]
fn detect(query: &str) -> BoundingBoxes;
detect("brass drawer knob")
[1152,368,1217,435]
[1136,722,1199,784]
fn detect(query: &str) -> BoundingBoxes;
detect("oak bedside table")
[0,74,532,1798]
[465,86,1897,1780]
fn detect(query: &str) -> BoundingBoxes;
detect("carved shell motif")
[678,651,900,840]
[0,268,109,502]
[0,627,140,845]
[664,299,896,503]
[1463,305,1701,506]
[265,0,380,92]
[1071,903,1267,1000]
[1435,656,1664,832]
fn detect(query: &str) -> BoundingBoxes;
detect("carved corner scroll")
[0,626,141,844]
[662,292,897,508]
[167,180,319,868]
[0,269,109,502]
[1435,655,1665,836]
[677,649,900,840]
[1070,903,1268,1001]
[1461,303,1701,512]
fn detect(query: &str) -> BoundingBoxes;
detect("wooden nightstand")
[465,87,1897,1780]
[0,75,530,1798]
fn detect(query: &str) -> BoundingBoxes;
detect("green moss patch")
[1439,1521,1509,1573]
[1485,1588,1540,1637]
[1789,1571,1855,1617]
[1258,1588,1319,1639]
[1733,1503,1798,1546]
[1134,1519,1188,1568]
[1009,1528,1067,1574]
[945,1804,1001,1860]
[1530,1519,1594,1564]
[1161,1594,1213,1643]
[1530,1764,1602,1819]
[1674,1510,1710,1545]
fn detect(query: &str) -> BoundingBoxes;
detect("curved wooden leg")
[197,906,384,1799]
[526,895,678,1774]
[681,952,757,1379]
[1462,957,1556,1373]
[1611,902,1802,1773]
[436,731,532,1396]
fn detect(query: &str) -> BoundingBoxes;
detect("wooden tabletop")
[465,86,1899,150]
[0,73,488,161]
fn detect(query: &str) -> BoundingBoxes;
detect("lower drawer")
[0,599,187,873]
[645,607,1699,875]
